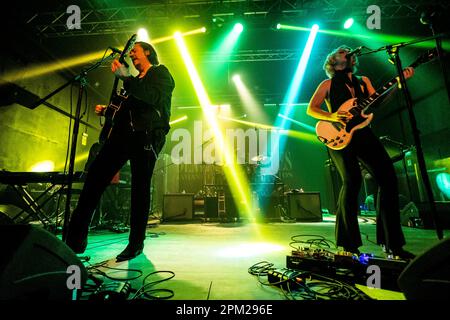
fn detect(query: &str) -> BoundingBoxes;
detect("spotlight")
[232,74,241,82]
[233,23,244,33]
[30,160,55,172]
[344,18,354,29]
[137,28,150,42]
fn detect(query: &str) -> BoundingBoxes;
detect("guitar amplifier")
[287,192,323,222]
[162,193,194,221]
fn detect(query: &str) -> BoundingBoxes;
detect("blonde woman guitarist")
[307,45,415,260]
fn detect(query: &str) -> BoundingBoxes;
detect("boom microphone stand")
[359,36,445,240]
[387,45,443,239]
[420,9,450,104]
[31,51,118,240]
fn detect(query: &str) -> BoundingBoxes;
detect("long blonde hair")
[323,45,359,78]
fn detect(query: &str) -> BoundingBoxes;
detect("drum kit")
[200,154,286,195]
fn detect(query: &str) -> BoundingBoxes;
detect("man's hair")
[136,41,159,65]
[323,45,359,78]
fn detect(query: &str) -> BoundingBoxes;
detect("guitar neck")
[357,76,398,113]
[355,49,435,113]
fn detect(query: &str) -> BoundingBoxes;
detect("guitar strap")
[351,75,368,100]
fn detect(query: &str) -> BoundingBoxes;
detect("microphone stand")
[381,136,415,202]
[31,51,118,239]
[359,37,444,240]
[427,20,450,105]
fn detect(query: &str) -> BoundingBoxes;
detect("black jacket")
[123,64,175,134]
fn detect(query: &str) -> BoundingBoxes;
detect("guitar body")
[315,98,373,150]
[314,49,436,150]
[99,92,128,142]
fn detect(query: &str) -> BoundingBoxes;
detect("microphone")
[109,47,130,67]
[346,46,363,59]
[109,47,123,54]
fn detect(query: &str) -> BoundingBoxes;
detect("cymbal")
[251,155,269,163]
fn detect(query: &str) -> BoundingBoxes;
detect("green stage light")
[344,18,354,29]
[233,23,244,33]
[232,74,241,82]
[436,172,450,199]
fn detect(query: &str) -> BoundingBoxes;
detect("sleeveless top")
[329,69,369,112]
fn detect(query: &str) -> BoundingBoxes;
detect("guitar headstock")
[410,48,438,69]
[118,34,137,64]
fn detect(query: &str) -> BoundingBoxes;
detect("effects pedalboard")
[267,268,311,290]
[286,247,408,291]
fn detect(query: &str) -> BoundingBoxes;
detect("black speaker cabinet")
[0,224,88,300]
[163,193,194,221]
[287,192,323,222]
[204,197,218,218]
[398,238,450,300]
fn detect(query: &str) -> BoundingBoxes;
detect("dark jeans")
[329,127,405,250]
[66,129,165,251]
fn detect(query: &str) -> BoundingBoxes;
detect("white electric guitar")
[315,49,436,150]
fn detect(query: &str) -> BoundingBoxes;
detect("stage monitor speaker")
[287,192,322,222]
[204,197,218,218]
[0,224,88,300]
[398,238,450,300]
[162,193,194,221]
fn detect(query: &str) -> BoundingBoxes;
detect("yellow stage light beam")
[29,160,55,172]
[218,116,278,131]
[169,115,188,125]
[231,74,269,124]
[174,32,254,220]
[278,129,320,144]
[217,242,285,258]
[218,116,318,143]
[54,152,90,171]
[2,28,207,83]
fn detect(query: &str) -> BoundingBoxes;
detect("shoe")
[116,243,144,262]
[390,248,416,261]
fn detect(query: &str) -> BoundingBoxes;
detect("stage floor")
[78,216,449,301]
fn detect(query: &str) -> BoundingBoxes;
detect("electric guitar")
[99,34,137,142]
[315,49,437,150]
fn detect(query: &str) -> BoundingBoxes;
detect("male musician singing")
[307,45,415,260]
[66,42,175,261]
